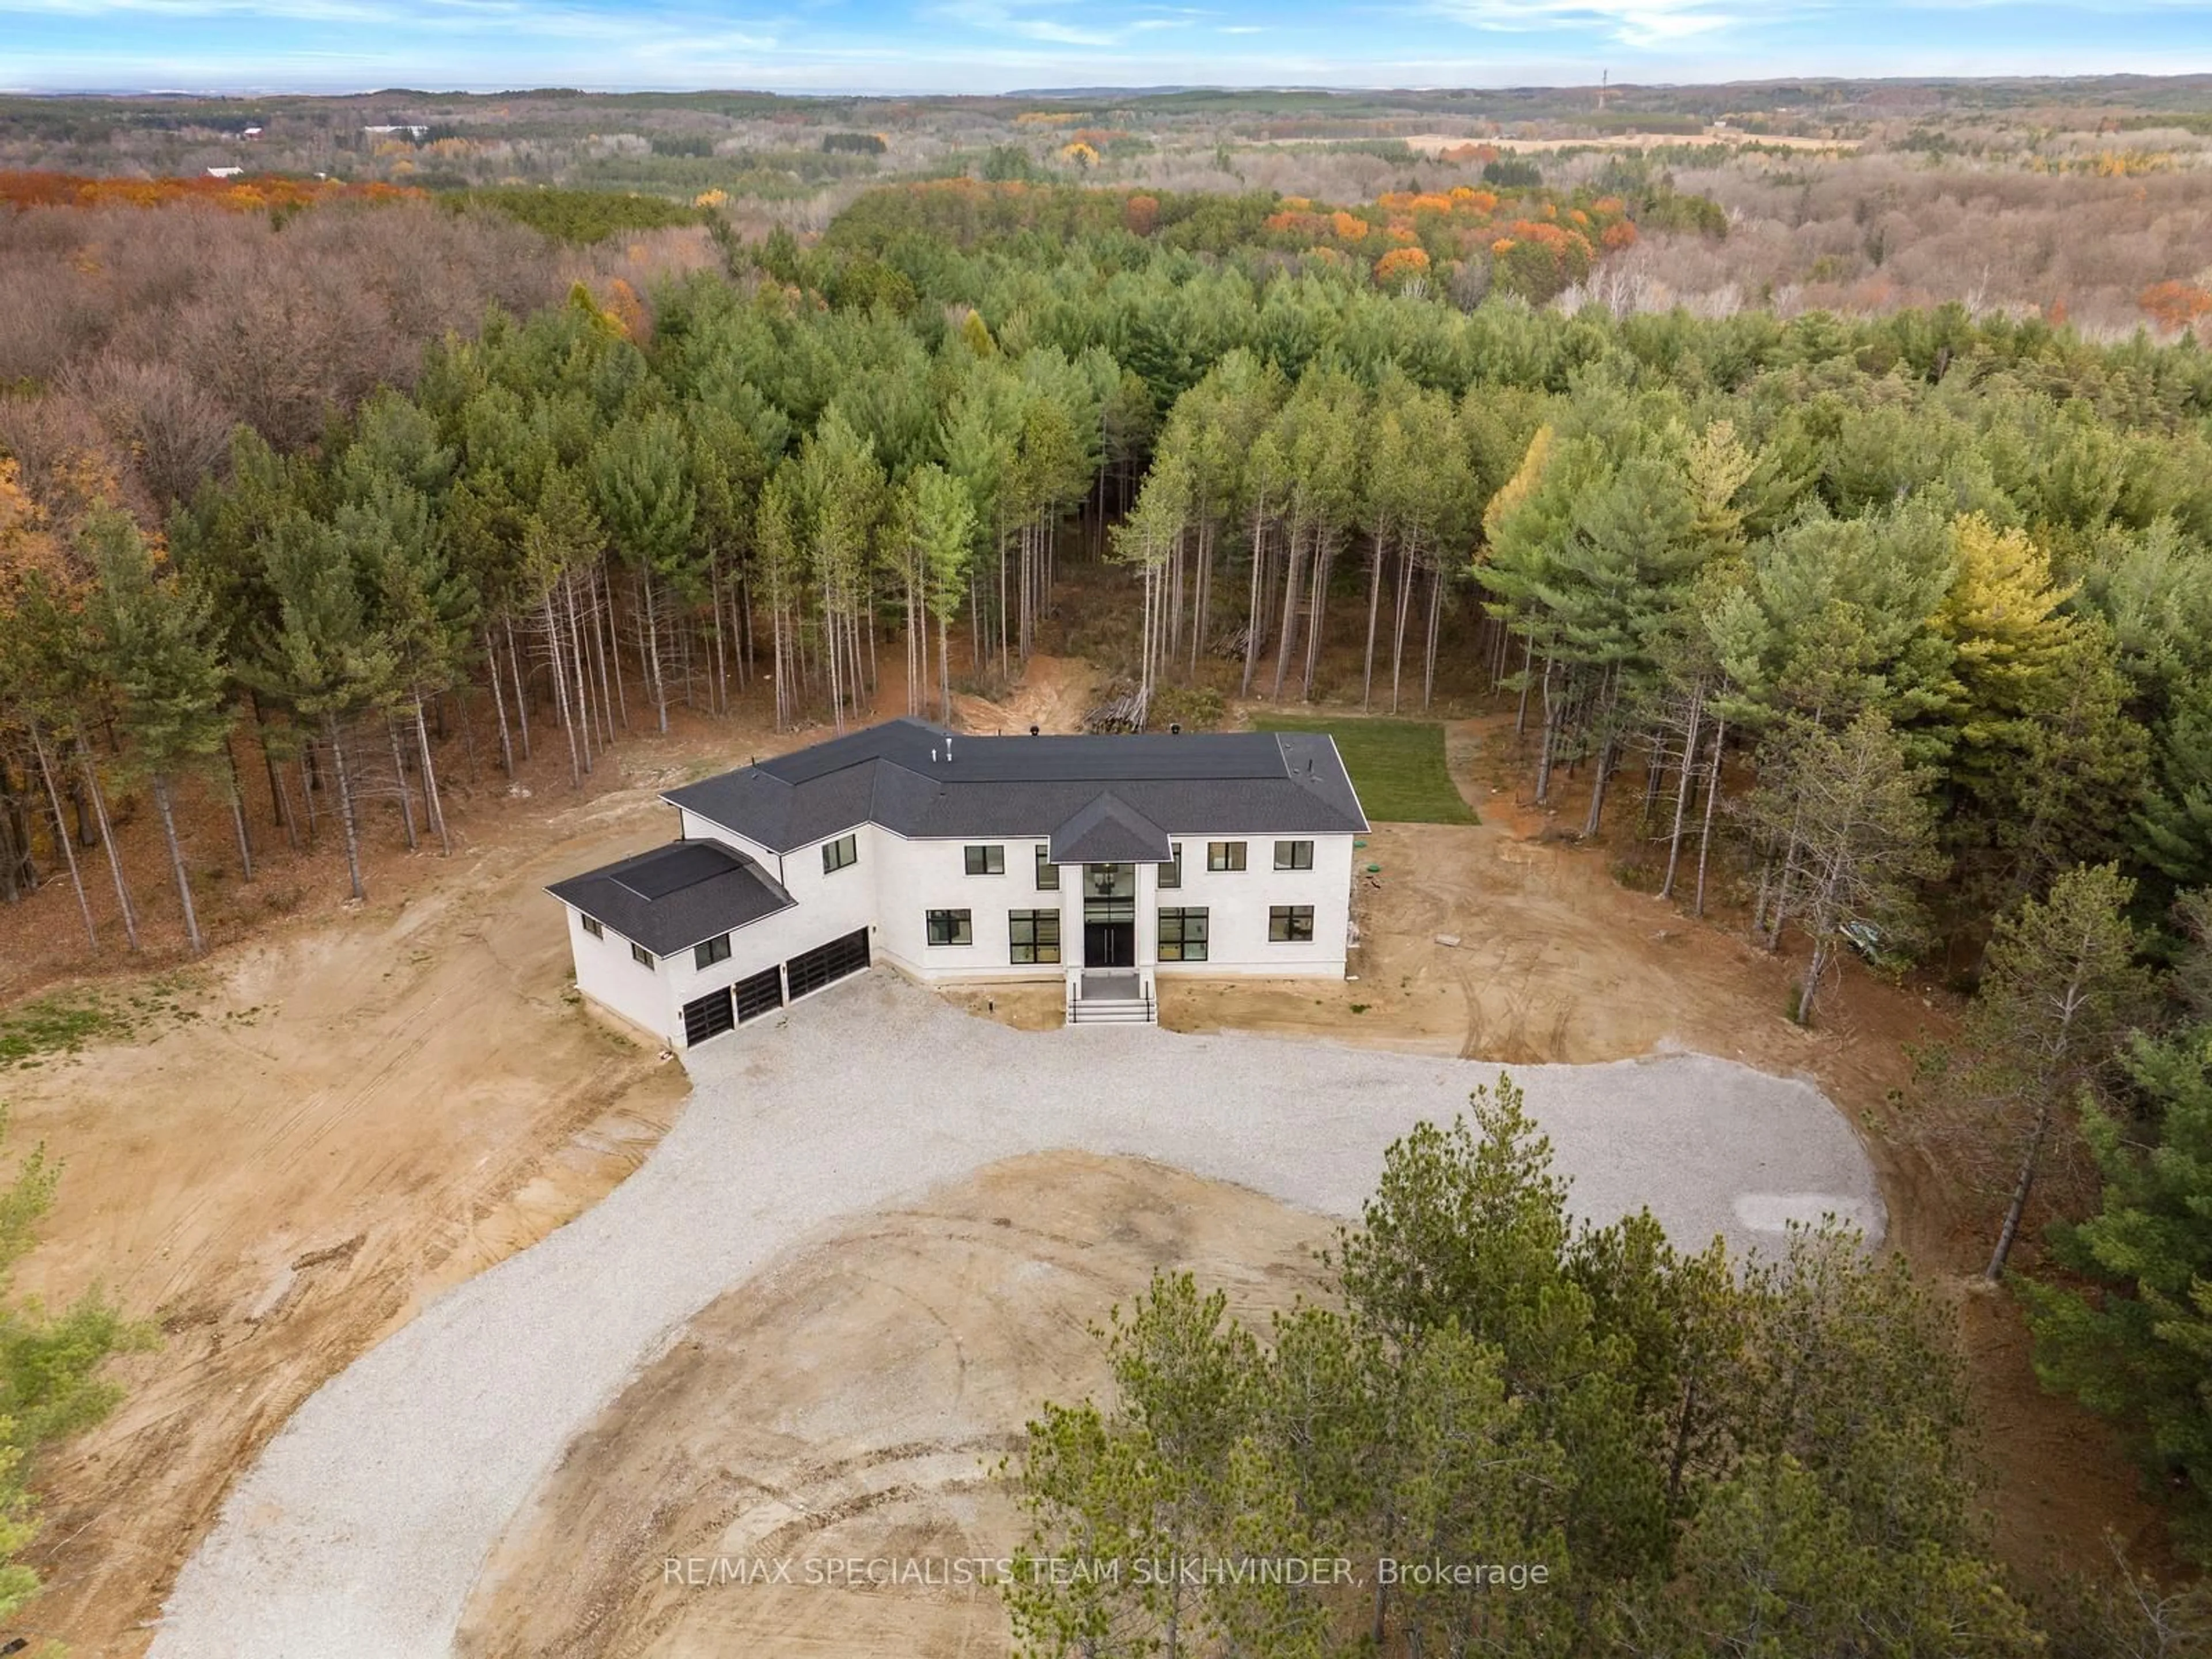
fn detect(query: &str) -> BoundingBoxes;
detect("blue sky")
[4,0,2212,96]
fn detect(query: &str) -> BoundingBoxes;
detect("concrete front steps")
[1065,967,1157,1026]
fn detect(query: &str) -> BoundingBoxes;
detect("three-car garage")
[679,928,871,1050]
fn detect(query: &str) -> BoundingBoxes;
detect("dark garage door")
[681,987,736,1047]
[784,928,870,1002]
[733,964,784,1024]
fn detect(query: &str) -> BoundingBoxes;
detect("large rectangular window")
[964,844,1006,877]
[1084,862,1136,899]
[1009,909,1062,964]
[1159,843,1182,889]
[631,941,656,968]
[926,909,974,947]
[1035,844,1060,891]
[694,933,732,970]
[1273,839,1315,871]
[1268,904,1316,944]
[580,915,604,939]
[822,833,858,874]
[1158,907,1209,963]
[1206,840,1246,872]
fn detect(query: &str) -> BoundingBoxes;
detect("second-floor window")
[823,833,858,874]
[631,941,656,968]
[1274,839,1315,871]
[694,933,732,969]
[964,844,1006,876]
[1207,840,1246,872]
[1035,844,1060,890]
[1159,843,1182,889]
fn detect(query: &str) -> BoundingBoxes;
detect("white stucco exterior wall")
[565,907,681,1047]
[564,806,1359,1044]
[1150,832,1355,979]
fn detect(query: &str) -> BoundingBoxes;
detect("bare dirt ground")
[2,771,700,1655]
[952,652,1103,737]
[455,1153,1336,1658]
[0,695,844,1656]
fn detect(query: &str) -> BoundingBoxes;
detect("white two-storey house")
[548,719,1368,1048]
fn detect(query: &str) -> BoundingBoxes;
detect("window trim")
[580,915,604,940]
[1206,840,1247,873]
[1158,906,1209,963]
[1273,839,1315,872]
[822,832,858,874]
[631,940,656,968]
[964,843,1006,877]
[926,908,975,948]
[1158,843,1182,890]
[1009,908,1063,965]
[694,932,732,971]
[1035,844,1060,891]
[1267,904,1316,944]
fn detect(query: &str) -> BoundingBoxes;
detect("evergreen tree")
[591,410,698,735]
[1969,863,2161,1279]
[2137,671,2212,891]
[1736,710,1947,1025]
[250,512,393,901]
[84,511,231,953]
[2022,1026,2212,1564]
[902,464,976,723]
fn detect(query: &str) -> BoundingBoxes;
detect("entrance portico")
[1081,861,1137,968]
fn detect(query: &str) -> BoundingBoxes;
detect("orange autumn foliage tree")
[0,171,421,214]
[1123,194,1159,237]
[2139,280,2212,332]
[1373,246,1431,289]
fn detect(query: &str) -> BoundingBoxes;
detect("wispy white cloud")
[1426,0,1745,47]
[925,0,1121,46]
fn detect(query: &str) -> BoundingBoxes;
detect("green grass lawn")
[1248,715,1478,825]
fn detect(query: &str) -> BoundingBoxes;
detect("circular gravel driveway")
[151,972,1882,1658]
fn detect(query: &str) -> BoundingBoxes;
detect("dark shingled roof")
[546,839,794,955]
[1050,792,1172,865]
[664,719,1368,853]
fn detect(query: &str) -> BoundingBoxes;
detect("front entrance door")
[1082,863,1137,968]
[1084,916,1135,967]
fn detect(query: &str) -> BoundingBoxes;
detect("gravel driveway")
[151,972,1881,1658]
